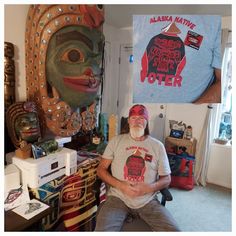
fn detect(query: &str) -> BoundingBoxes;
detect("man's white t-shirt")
[103,134,171,209]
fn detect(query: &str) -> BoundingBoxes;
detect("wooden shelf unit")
[165,136,197,156]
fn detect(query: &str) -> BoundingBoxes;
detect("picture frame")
[170,129,184,139]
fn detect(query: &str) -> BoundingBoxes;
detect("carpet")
[166,184,232,232]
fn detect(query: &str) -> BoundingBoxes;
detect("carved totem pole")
[4,42,16,111]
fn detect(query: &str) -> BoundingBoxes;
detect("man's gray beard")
[130,127,145,139]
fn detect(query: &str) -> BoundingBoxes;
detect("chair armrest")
[160,188,173,201]
[159,188,173,206]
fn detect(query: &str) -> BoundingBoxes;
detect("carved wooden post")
[4,42,15,112]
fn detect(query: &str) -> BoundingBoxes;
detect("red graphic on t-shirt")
[184,30,203,50]
[141,22,186,87]
[144,153,153,162]
[124,149,146,182]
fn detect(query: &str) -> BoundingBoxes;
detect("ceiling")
[104,4,232,28]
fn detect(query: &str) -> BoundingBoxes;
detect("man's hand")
[118,181,141,197]
[129,182,153,196]
[118,182,153,197]
[119,175,171,197]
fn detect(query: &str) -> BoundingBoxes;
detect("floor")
[166,184,232,231]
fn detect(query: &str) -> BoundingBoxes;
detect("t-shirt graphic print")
[141,22,186,88]
[124,149,146,182]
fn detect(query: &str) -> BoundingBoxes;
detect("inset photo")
[133,15,221,103]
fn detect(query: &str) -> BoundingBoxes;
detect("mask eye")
[96,5,103,11]
[19,118,29,127]
[61,49,84,63]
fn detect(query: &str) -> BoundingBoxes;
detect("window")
[218,40,232,142]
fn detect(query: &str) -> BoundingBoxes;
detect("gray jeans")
[95,195,180,231]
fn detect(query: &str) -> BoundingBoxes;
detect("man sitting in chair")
[95,104,180,231]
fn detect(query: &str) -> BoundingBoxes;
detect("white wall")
[4,5,29,102]
[164,104,208,141]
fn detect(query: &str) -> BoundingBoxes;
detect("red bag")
[168,153,195,190]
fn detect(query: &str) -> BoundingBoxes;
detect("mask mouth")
[63,76,100,93]
[19,129,40,141]
[20,128,40,135]
[88,77,100,88]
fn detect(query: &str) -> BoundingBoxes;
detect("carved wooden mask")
[25,5,104,136]
[6,101,41,148]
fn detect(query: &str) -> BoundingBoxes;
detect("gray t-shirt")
[103,134,171,209]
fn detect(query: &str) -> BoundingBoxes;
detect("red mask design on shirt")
[124,149,146,182]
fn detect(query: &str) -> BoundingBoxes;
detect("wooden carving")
[4,42,15,111]
[108,114,118,141]
[6,101,42,158]
[25,5,104,136]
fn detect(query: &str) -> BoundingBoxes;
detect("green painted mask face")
[14,112,41,143]
[46,25,104,108]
